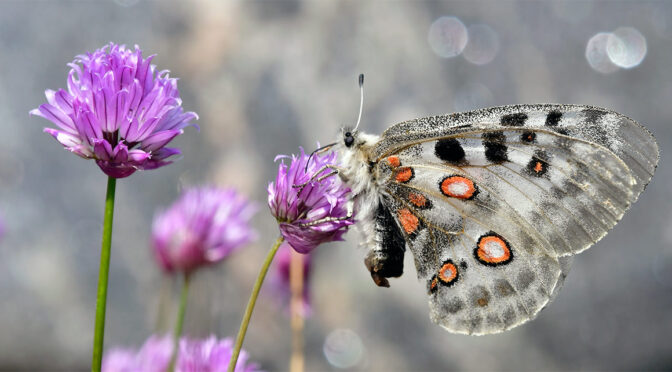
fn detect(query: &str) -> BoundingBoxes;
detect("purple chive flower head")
[270,243,312,317]
[268,147,354,253]
[103,335,261,372]
[31,43,198,178]
[152,187,257,275]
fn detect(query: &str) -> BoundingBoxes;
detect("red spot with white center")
[438,260,458,286]
[475,232,512,266]
[440,175,478,199]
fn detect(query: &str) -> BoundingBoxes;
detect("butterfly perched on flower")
[315,75,658,335]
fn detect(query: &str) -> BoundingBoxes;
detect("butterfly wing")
[373,104,657,334]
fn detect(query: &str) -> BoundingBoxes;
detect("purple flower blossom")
[103,335,261,372]
[268,147,354,253]
[31,43,198,178]
[152,187,257,274]
[270,243,312,317]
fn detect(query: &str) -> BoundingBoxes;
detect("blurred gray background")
[0,1,670,371]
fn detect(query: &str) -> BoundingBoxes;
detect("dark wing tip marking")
[501,113,528,126]
[545,110,563,126]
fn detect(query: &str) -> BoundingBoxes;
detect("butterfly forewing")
[372,104,658,334]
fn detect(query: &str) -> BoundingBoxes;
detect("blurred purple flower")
[268,147,354,253]
[103,335,172,372]
[270,243,312,317]
[103,335,261,372]
[31,43,198,178]
[152,187,257,275]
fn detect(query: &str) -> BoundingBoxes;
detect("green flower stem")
[169,273,191,372]
[92,176,117,371]
[228,236,284,372]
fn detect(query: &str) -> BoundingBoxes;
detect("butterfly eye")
[344,132,355,147]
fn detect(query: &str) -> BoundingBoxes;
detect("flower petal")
[31,103,77,133]
[92,138,113,161]
[44,127,81,148]
[141,129,182,152]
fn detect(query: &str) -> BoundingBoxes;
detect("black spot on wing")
[526,150,549,177]
[501,113,528,126]
[435,138,466,164]
[521,131,536,143]
[545,110,563,126]
[582,108,607,124]
[443,297,465,314]
[582,109,610,145]
[482,132,508,163]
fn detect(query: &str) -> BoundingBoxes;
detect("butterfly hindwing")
[371,104,658,334]
[377,187,568,335]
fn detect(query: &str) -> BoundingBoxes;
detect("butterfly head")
[343,130,355,147]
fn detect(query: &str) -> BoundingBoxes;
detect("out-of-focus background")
[0,1,670,370]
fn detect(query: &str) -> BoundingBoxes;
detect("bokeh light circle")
[462,24,500,65]
[606,27,647,69]
[585,32,620,74]
[323,328,364,369]
[428,16,468,58]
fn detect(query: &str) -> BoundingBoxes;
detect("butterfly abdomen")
[364,201,406,287]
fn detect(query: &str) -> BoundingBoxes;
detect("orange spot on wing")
[429,276,438,293]
[408,192,427,207]
[476,234,512,265]
[438,261,458,284]
[534,161,544,173]
[395,167,414,183]
[397,208,419,234]
[440,176,477,199]
[387,156,400,168]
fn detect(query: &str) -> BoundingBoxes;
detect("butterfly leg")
[293,164,344,194]
[298,200,354,227]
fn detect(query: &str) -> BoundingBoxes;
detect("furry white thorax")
[334,131,382,249]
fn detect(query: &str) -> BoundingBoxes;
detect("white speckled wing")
[372,104,658,334]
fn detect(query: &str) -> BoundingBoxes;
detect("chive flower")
[103,335,261,372]
[31,43,198,178]
[268,147,354,253]
[152,187,257,275]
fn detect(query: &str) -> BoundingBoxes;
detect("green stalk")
[169,273,191,372]
[228,236,284,372]
[91,176,117,371]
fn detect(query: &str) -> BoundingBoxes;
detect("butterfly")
[323,75,658,335]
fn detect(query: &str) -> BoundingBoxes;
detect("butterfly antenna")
[353,73,364,132]
[305,142,337,172]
